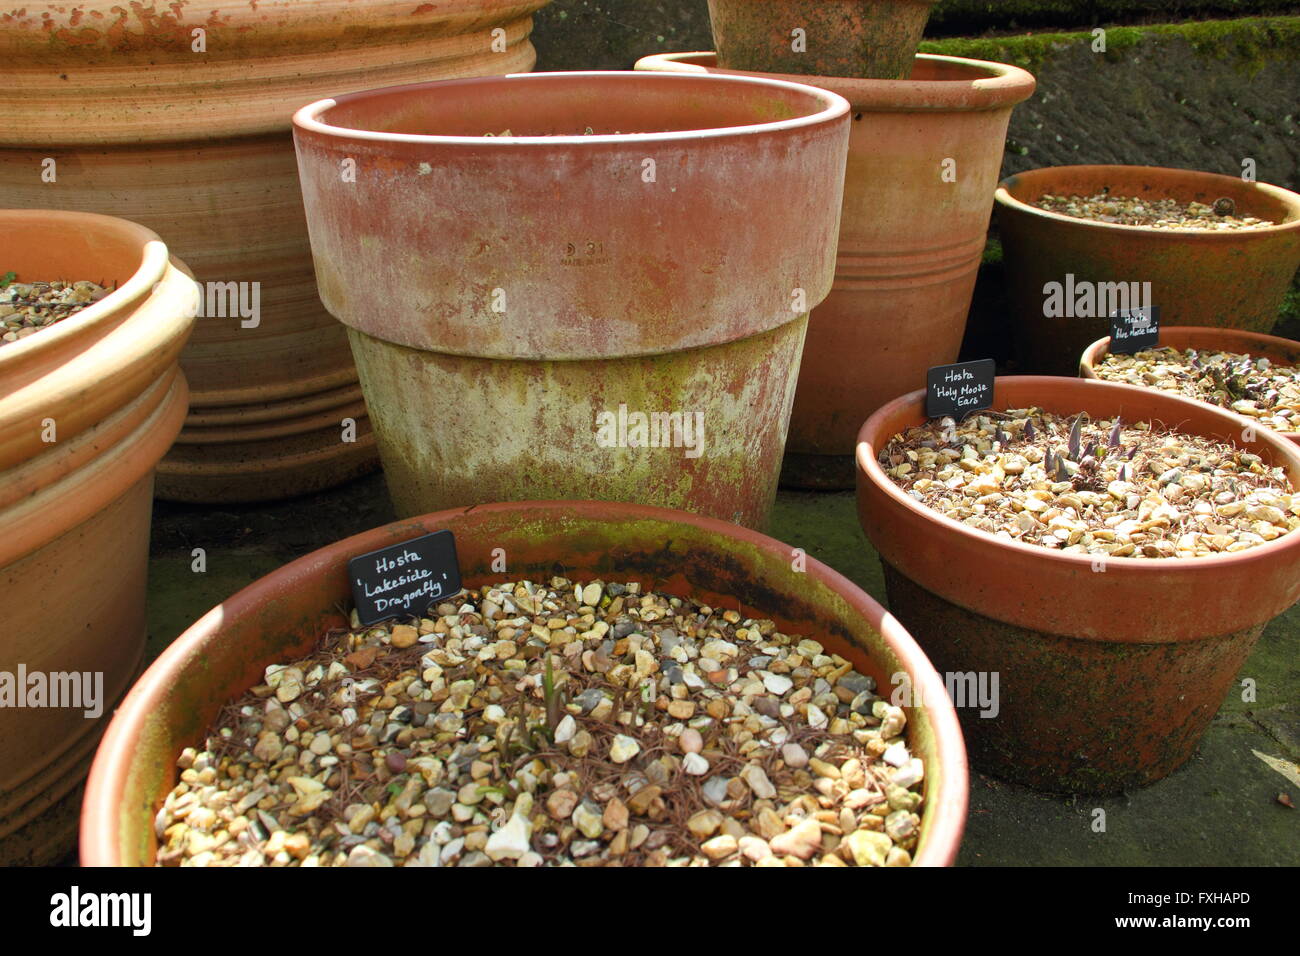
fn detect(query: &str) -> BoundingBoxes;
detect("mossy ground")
[919,15,1300,76]
[137,475,1300,866]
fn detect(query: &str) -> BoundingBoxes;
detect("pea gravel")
[154,578,925,867]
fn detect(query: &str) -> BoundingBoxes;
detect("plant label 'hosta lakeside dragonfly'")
[349,530,462,627]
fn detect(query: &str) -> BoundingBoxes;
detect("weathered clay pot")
[708,0,938,79]
[81,500,968,866]
[0,209,197,864]
[637,52,1035,489]
[1081,326,1300,447]
[294,71,850,529]
[996,165,1300,377]
[0,0,551,502]
[856,375,1300,793]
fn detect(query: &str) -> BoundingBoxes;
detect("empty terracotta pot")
[0,0,551,502]
[708,0,939,79]
[80,500,968,866]
[294,71,850,529]
[637,52,1035,489]
[856,375,1300,793]
[0,209,197,864]
[996,165,1300,377]
[1081,326,1300,446]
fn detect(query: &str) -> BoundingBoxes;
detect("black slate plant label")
[1110,305,1160,354]
[349,530,462,628]
[926,359,995,418]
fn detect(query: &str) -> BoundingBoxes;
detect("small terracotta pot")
[996,164,1300,376]
[81,500,968,866]
[0,209,197,864]
[708,0,938,79]
[294,71,850,529]
[856,375,1300,793]
[636,52,1035,489]
[0,0,552,502]
[1080,326,1300,447]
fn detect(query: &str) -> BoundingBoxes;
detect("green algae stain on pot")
[346,314,808,529]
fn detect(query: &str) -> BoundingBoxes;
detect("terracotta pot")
[293,71,850,529]
[81,500,968,866]
[856,375,1300,793]
[636,52,1035,489]
[708,0,938,79]
[0,0,551,502]
[0,209,197,864]
[996,164,1300,377]
[1081,326,1300,447]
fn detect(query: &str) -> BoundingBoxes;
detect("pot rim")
[81,499,968,867]
[856,374,1300,574]
[995,164,1300,238]
[1079,326,1300,442]
[0,210,173,371]
[292,69,851,147]
[634,51,1036,111]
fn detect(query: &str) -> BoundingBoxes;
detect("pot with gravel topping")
[856,375,1300,793]
[81,501,967,867]
[995,165,1300,376]
[0,209,198,864]
[1081,326,1300,447]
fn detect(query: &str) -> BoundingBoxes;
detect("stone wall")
[531,0,1300,66]
[921,18,1300,189]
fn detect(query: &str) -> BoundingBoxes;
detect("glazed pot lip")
[1080,327,1300,441]
[634,51,1036,110]
[855,375,1300,573]
[81,498,968,867]
[0,210,171,371]
[995,164,1300,238]
[292,70,851,147]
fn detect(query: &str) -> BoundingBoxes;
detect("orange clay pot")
[1081,326,1300,447]
[856,375,1300,793]
[708,0,939,79]
[293,71,849,529]
[81,500,968,866]
[0,0,550,502]
[0,209,197,864]
[996,164,1300,377]
[636,52,1035,488]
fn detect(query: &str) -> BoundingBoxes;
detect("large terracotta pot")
[996,165,1300,377]
[293,71,850,529]
[856,376,1300,793]
[0,0,551,502]
[708,0,939,79]
[80,500,968,866]
[636,52,1035,489]
[1081,326,1300,447]
[0,209,197,864]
